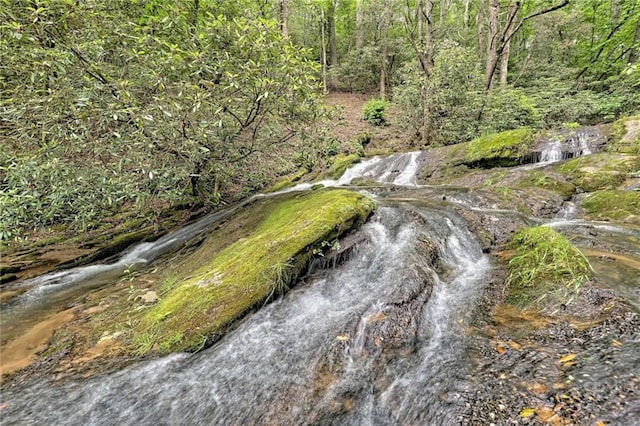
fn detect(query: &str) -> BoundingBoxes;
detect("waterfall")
[1,204,490,425]
[540,140,563,163]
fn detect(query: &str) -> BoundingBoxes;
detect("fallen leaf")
[530,383,548,395]
[508,341,522,350]
[336,335,349,341]
[558,353,576,364]
[535,406,556,422]
[595,422,606,426]
[520,407,535,418]
[0,403,8,411]
[496,346,506,354]
[611,339,622,347]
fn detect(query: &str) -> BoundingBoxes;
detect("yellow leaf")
[496,346,506,354]
[611,339,622,347]
[336,335,349,341]
[520,407,535,418]
[595,421,606,426]
[558,353,576,364]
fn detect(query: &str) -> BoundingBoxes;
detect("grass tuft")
[506,226,592,311]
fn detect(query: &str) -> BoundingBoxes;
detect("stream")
[1,137,639,425]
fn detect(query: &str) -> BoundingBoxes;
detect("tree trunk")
[485,0,499,91]
[417,0,424,46]
[356,0,365,49]
[499,3,517,88]
[321,8,328,94]
[279,0,289,37]
[379,0,392,100]
[425,0,434,71]
[422,0,435,145]
[329,0,338,67]
[380,46,387,100]
[464,0,470,28]
[476,2,484,59]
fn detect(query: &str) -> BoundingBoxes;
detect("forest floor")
[324,91,415,154]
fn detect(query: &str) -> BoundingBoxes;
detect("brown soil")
[324,92,413,153]
[0,308,74,379]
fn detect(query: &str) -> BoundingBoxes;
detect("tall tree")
[356,0,365,48]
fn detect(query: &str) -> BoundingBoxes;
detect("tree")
[0,1,323,237]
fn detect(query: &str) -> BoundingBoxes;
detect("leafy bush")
[363,99,388,126]
[330,47,381,93]
[395,43,482,145]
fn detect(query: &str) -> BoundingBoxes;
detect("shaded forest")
[1,0,639,241]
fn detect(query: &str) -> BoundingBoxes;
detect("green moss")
[488,187,531,214]
[135,189,374,354]
[557,153,640,192]
[582,190,640,223]
[326,154,361,179]
[506,226,592,310]
[608,116,640,154]
[265,168,308,193]
[465,128,536,167]
[516,171,575,200]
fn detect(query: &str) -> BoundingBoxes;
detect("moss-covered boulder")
[134,189,374,354]
[582,190,640,223]
[515,171,576,200]
[608,115,640,154]
[465,128,536,167]
[505,226,592,310]
[557,153,640,192]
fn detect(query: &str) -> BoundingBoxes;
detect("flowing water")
[2,141,639,424]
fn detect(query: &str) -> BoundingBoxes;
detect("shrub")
[363,99,388,126]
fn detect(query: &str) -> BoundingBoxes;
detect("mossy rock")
[557,153,640,192]
[582,190,640,223]
[326,154,361,180]
[608,115,640,154]
[133,189,375,355]
[515,171,576,200]
[465,128,536,167]
[505,226,592,310]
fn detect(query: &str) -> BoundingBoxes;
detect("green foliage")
[363,99,388,126]
[480,88,543,133]
[396,43,482,145]
[330,47,381,93]
[0,2,324,238]
[506,226,592,310]
[135,189,375,354]
[465,128,536,166]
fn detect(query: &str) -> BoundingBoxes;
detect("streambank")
[0,190,374,381]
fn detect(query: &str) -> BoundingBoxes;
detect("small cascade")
[529,125,604,166]
[539,140,564,163]
[1,203,491,426]
[337,151,423,186]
